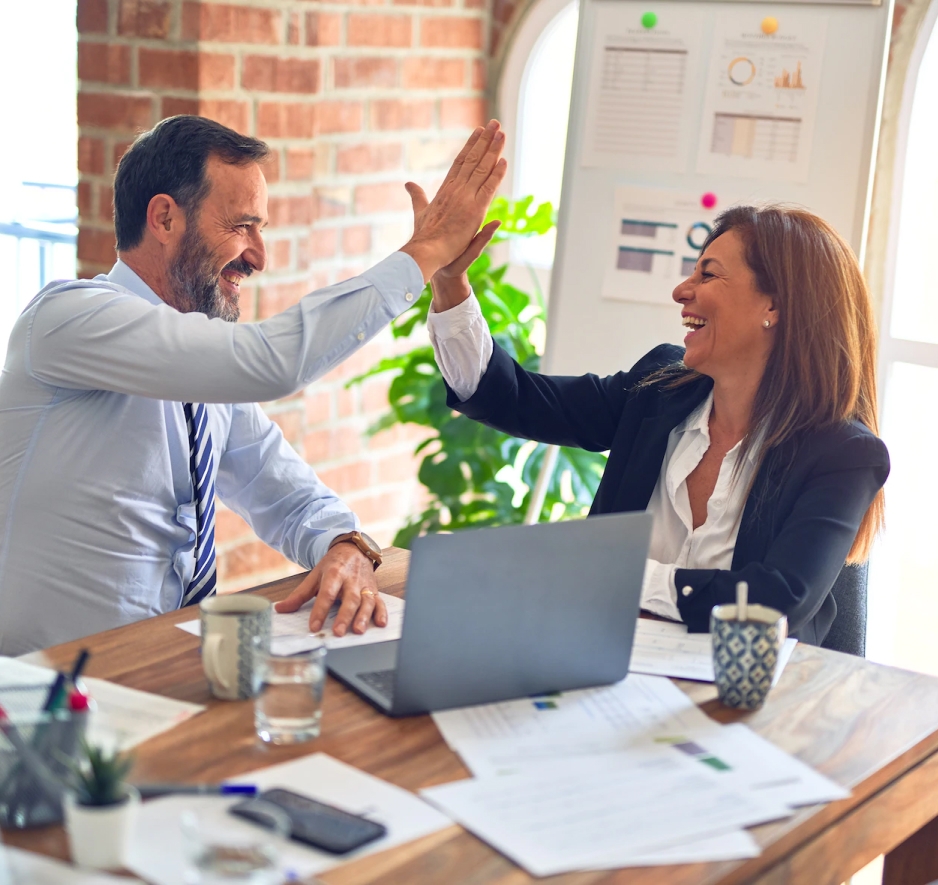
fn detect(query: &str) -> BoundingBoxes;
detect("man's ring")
[361,590,376,599]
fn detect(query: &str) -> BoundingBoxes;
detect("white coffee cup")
[199,595,271,700]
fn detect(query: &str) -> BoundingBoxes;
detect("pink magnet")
[701,192,718,210]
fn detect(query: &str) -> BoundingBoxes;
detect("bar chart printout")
[581,4,703,172]
[696,11,827,182]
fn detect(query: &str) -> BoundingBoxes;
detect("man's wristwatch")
[329,531,383,571]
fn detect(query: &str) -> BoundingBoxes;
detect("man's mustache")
[221,258,254,278]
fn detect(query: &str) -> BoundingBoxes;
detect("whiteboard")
[543,0,892,377]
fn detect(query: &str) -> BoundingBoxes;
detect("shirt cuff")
[360,252,426,317]
[309,522,361,567]
[640,559,682,622]
[427,294,484,339]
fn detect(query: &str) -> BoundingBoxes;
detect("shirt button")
[682,585,693,597]
[405,291,414,302]
[356,332,365,341]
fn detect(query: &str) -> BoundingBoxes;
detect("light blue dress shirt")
[0,253,424,655]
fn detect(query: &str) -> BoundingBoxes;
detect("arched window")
[498,0,578,270]
[868,0,938,675]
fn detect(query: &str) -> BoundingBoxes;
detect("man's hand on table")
[274,543,388,637]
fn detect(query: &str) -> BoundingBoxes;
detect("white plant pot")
[63,785,140,871]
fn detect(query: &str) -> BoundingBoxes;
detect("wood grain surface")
[5,548,938,884]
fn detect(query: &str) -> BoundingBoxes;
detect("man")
[0,114,505,655]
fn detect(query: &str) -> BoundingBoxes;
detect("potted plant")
[61,739,138,870]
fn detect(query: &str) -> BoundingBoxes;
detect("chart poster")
[580,3,704,173]
[695,12,828,183]
[601,187,735,306]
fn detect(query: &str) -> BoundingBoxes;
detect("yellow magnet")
[761,16,779,35]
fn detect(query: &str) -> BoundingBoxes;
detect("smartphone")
[230,787,388,855]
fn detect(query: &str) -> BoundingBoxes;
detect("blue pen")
[137,783,259,799]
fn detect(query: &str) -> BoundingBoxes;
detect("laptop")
[327,511,653,717]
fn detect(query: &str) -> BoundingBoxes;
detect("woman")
[426,205,889,646]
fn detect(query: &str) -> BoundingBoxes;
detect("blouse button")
[681,585,693,597]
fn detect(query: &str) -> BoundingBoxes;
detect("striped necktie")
[181,402,217,607]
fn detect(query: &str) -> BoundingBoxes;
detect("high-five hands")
[400,120,507,283]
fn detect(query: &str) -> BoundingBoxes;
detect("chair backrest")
[820,562,868,657]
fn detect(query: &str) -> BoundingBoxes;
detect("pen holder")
[0,685,88,828]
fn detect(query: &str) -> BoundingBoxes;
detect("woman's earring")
[763,319,771,328]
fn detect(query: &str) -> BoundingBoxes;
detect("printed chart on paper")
[581,4,703,172]
[696,12,827,182]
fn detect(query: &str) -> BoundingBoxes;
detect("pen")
[69,648,91,685]
[40,672,67,712]
[137,783,259,799]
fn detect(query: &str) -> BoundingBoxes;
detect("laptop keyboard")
[357,668,395,702]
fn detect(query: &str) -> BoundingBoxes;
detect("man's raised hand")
[400,120,507,283]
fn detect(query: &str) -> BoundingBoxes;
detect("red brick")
[394,0,453,7]
[375,451,419,483]
[342,225,371,256]
[113,139,134,169]
[78,136,105,175]
[242,56,320,94]
[361,376,392,413]
[333,58,397,90]
[492,0,515,25]
[139,49,236,91]
[77,0,109,34]
[471,59,486,90]
[402,57,464,89]
[218,540,291,580]
[316,461,372,495]
[316,101,363,134]
[77,227,116,265]
[347,14,412,47]
[215,508,253,543]
[305,12,341,46]
[354,181,411,215]
[78,92,153,132]
[182,2,281,44]
[286,147,314,180]
[305,389,333,425]
[336,386,357,418]
[407,137,464,171]
[77,181,94,218]
[269,408,304,445]
[440,96,486,129]
[343,491,400,526]
[99,185,114,221]
[464,0,485,8]
[78,44,131,85]
[309,228,338,259]
[287,11,301,45]
[160,98,250,133]
[257,102,316,139]
[420,16,483,48]
[268,238,293,271]
[304,426,363,463]
[118,0,170,37]
[258,279,314,319]
[336,142,402,175]
[267,195,315,227]
[314,187,351,220]
[262,150,281,183]
[371,99,433,131]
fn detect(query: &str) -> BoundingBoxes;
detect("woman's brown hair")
[662,205,884,562]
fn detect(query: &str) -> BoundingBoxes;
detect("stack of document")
[425,674,848,875]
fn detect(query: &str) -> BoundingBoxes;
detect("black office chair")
[820,562,868,657]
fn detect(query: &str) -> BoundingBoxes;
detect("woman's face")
[672,230,777,380]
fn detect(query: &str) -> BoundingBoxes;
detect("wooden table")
[6,548,938,885]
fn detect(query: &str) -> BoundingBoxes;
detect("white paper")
[581,3,703,172]
[696,11,828,183]
[0,845,144,885]
[609,829,760,867]
[421,753,787,877]
[126,753,452,885]
[0,657,204,751]
[601,187,741,306]
[175,592,404,654]
[630,619,798,686]
[432,673,720,778]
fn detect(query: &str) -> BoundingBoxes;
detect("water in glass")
[254,646,325,745]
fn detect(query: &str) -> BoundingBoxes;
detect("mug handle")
[203,634,232,693]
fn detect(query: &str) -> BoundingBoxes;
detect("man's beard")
[167,225,252,322]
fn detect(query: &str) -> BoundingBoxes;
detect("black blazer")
[448,343,890,646]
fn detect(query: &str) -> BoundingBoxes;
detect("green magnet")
[641,11,657,28]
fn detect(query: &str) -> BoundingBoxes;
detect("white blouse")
[427,296,759,623]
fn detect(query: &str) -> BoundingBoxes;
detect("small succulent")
[65,739,135,807]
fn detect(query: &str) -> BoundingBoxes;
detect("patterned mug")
[711,603,788,711]
[199,595,271,700]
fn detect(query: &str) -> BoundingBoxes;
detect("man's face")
[167,156,269,321]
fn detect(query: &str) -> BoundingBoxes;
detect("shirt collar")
[106,260,165,307]
[675,390,761,464]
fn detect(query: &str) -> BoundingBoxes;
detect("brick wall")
[77,0,489,591]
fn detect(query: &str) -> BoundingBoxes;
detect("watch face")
[359,532,381,556]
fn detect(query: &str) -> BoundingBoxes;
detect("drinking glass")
[254,644,326,745]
